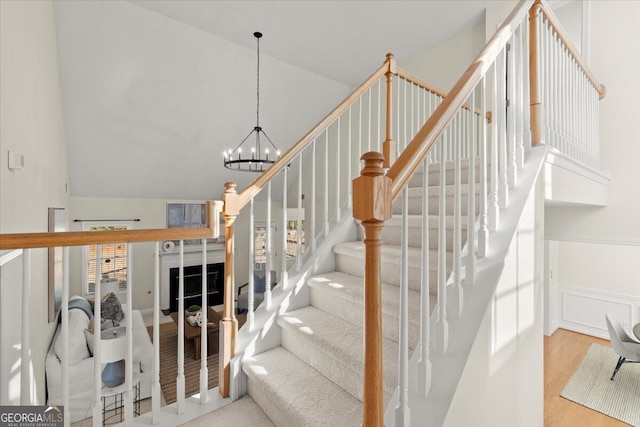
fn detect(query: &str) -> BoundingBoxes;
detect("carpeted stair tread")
[243,346,362,427]
[181,395,275,427]
[307,271,429,347]
[278,306,400,403]
[333,240,450,290]
[382,214,468,249]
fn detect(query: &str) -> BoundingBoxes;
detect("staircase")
[242,159,478,425]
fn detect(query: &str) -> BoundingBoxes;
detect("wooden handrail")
[0,227,213,250]
[538,0,606,99]
[387,0,533,200]
[0,201,222,250]
[236,58,392,209]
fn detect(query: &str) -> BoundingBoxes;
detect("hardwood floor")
[545,328,628,427]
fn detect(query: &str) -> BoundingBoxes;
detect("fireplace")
[169,263,224,313]
[159,243,225,312]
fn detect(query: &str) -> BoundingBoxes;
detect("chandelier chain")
[256,33,260,129]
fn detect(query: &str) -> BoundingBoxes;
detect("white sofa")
[45,296,153,423]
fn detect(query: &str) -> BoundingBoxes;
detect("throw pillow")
[100,292,125,325]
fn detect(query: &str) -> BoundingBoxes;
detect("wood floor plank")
[544,328,627,427]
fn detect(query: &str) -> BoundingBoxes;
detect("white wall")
[544,1,640,336]
[54,0,349,201]
[444,165,545,427]
[0,0,70,404]
[402,15,485,92]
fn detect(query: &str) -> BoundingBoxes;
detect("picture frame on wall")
[166,203,208,245]
[48,207,65,323]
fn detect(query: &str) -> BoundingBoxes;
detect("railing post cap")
[224,182,237,193]
[359,152,386,177]
[222,182,240,216]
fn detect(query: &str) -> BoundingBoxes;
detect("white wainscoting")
[548,284,640,339]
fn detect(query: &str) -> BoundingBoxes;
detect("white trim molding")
[552,285,640,339]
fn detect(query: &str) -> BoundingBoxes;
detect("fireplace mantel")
[160,242,225,311]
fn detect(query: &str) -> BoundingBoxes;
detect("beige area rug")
[561,343,640,426]
[147,323,219,405]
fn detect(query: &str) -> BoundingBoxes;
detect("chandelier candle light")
[224,31,281,172]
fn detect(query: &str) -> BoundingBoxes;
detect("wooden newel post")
[220,182,239,398]
[529,0,544,146]
[353,152,392,427]
[382,53,397,169]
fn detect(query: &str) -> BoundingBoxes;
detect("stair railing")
[529,0,606,168]
[354,0,606,425]
[0,202,223,426]
[218,54,466,399]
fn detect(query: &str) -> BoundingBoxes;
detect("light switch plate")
[8,151,24,170]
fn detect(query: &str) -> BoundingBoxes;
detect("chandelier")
[223,31,280,172]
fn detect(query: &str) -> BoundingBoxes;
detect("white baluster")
[358,97,363,155]
[123,243,135,421]
[377,79,382,152]
[465,91,477,286]
[368,86,372,152]
[177,241,185,412]
[93,246,102,427]
[347,106,353,208]
[282,166,289,290]
[297,157,304,271]
[60,247,70,426]
[396,187,410,426]
[324,130,329,237]
[515,25,525,168]
[266,182,272,308]
[435,131,449,355]
[21,248,30,405]
[199,240,208,404]
[498,48,509,208]
[478,77,489,258]
[489,61,500,232]
[311,140,317,253]
[507,40,517,189]
[248,198,255,328]
[418,159,432,398]
[451,112,463,319]
[336,117,341,222]
[523,18,532,151]
[152,242,161,423]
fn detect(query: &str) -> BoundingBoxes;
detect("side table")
[101,373,140,425]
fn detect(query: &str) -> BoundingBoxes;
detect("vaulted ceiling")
[53,1,492,200]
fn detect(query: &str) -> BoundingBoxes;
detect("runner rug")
[147,322,219,405]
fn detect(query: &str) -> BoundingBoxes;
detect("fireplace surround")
[160,243,224,312]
